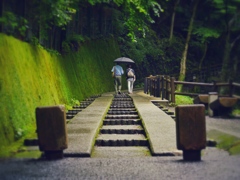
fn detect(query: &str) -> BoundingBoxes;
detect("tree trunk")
[177,0,199,91]
[221,31,231,82]
[198,42,208,73]
[169,0,180,44]
[221,9,240,82]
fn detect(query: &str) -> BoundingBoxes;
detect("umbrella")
[114,57,135,64]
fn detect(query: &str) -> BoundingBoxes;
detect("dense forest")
[0,0,240,157]
[1,0,239,84]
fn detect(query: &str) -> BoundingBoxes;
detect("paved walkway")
[65,93,113,157]
[64,90,240,157]
[1,90,240,179]
[65,90,180,157]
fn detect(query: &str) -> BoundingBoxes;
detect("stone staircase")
[66,95,101,120]
[94,94,150,153]
[151,101,175,119]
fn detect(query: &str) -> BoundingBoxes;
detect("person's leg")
[114,78,118,93]
[130,80,134,93]
[127,80,131,93]
[116,76,122,93]
[119,77,122,93]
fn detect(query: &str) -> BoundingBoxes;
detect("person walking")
[111,62,124,94]
[126,64,136,94]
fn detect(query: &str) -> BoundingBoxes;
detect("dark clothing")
[126,68,135,80]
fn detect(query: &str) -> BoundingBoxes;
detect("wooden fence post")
[156,75,160,97]
[171,77,175,103]
[149,77,152,96]
[229,80,233,97]
[161,76,165,100]
[154,77,157,97]
[159,75,162,98]
[144,77,148,94]
[213,81,217,92]
[164,76,167,100]
[166,76,170,101]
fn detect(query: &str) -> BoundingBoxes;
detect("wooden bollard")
[209,97,238,116]
[36,105,68,160]
[176,105,206,161]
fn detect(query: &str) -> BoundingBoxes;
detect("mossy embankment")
[0,33,122,156]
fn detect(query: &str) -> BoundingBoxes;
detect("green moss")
[170,95,193,106]
[0,34,121,157]
[232,107,240,116]
[207,129,240,155]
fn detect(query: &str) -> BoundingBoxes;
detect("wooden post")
[150,76,154,96]
[159,75,162,98]
[166,76,170,101]
[161,76,165,100]
[176,105,206,161]
[147,77,151,94]
[163,76,167,100]
[156,75,160,97]
[153,77,157,97]
[170,77,175,103]
[212,81,217,92]
[144,77,148,94]
[36,105,68,160]
[229,80,233,97]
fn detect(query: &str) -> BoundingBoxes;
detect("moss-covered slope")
[0,34,121,151]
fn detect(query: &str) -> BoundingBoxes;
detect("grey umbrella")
[114,57,135,64]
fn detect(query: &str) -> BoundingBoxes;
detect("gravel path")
[206,116,240,138]
[1,115,240,180]
[1,91,240,179]
[0,147,240,180]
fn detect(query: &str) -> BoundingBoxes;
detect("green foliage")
[88,0,163,41]
[62,34,89,53]
[192,27,220,43]
[175,95,193,106]
[232,102,240,116]
[0,11,28,37]
[34,0,77,27]
[0,33,121,157]
[71,98,80,106]
[208,129,240,155]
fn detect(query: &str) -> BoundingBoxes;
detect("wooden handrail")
[174,81,213,86]
[144,74,240,103]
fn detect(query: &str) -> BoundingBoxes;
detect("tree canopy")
[0,0,239,85]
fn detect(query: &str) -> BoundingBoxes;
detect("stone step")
[111,104,134,107]
[107,110,138,115]
[67,109,82,114]
[66,114,75,119]
[111,101,132,103]
[105,114,139,119]
[110,105,135,108]
[113,94,130,98]
[92,147,151,158]
[72,106,86,109]
[109,108,136,111]
[103,119,141,125]
[165,111,174,115]
[112,98,132,101]
[95,134,148,146]
[162,108,168,112]
[100,125,144,134]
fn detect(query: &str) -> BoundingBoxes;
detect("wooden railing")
[144,75,240,103]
